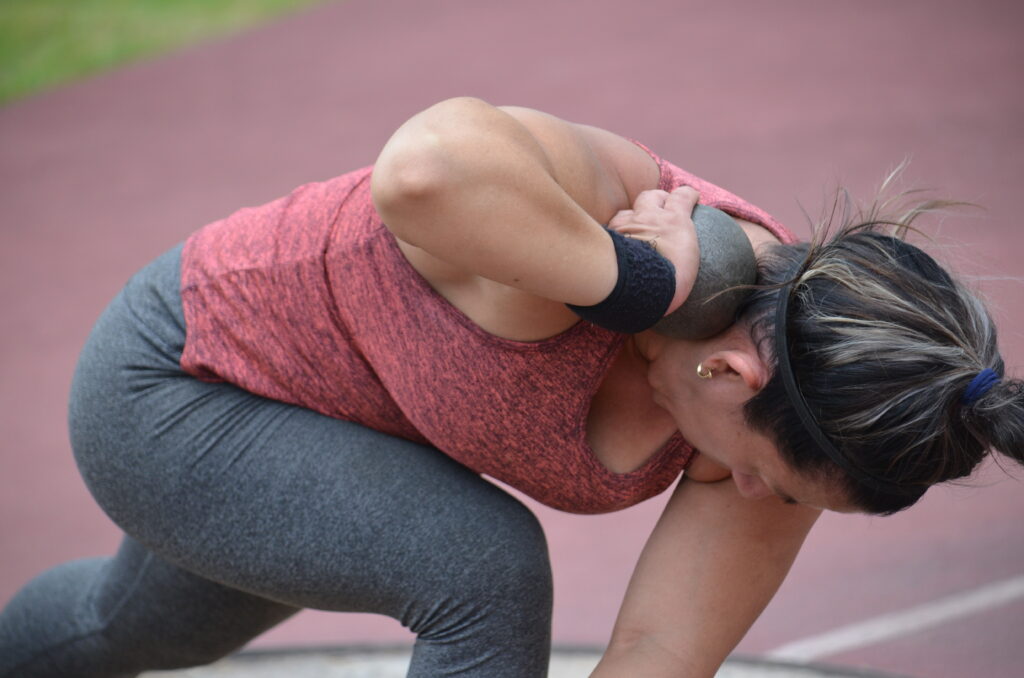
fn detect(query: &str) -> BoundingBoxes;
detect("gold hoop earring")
[696,362,713,379]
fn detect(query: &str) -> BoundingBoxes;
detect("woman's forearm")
[592,478,821,677]
[371,97,618,306]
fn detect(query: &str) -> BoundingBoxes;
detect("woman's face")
[637,327,859,513]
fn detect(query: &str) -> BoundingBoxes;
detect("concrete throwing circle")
[140,647,910,678]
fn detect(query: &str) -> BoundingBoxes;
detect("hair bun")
[966,377,1024,467]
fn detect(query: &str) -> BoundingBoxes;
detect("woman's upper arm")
[372,97,659,234]
[369,97,662,307]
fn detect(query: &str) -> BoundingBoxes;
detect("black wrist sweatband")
[567,228,676,334]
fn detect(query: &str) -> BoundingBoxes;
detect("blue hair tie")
[962,368,1000,405]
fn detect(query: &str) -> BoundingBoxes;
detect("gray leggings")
[0,245,553,677]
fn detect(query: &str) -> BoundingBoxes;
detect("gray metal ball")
[652,204,757,340]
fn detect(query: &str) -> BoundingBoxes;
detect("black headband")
[773,278,917,496]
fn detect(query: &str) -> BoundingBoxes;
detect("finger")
[607,210,633,229]
[632,189,670,211]
[664,185,700,213]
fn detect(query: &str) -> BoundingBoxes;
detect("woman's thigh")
[66,246,552,674]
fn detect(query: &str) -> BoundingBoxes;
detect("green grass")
[0,0,328,105]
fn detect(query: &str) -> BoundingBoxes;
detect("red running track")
[1,2,1022,676]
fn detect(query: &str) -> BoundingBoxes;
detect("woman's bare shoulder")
[498,105,662,207]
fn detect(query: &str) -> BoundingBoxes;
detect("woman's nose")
[731,471,773,499]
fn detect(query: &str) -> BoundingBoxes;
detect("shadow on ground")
[141,646,913,678]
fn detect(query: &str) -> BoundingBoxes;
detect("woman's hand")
[607,186,702,315]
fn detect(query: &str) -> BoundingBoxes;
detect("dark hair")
[740,183,1024,514]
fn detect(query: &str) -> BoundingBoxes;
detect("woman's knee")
[453,481,551,593]
[484,500,553,606]
[401,504,552,678]
[406,492,553,640]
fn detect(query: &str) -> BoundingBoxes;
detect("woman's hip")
[68,242,208,530]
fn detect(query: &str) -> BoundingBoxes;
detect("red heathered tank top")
[179,143,797,514]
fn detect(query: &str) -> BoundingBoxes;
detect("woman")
[1,97,1020,677]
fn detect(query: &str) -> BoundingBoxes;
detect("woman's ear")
[723,349,769,393]
[698,330,769,395]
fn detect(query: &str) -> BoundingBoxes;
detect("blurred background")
[2,1,1023,676]
[0,0,326,105]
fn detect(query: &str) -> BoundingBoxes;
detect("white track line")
[768,574,1024,662]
